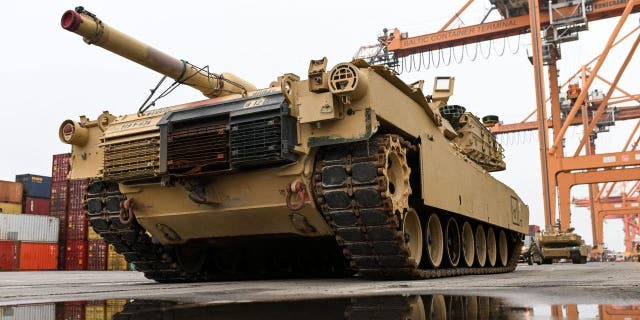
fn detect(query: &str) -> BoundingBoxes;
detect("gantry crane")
[356,0,640,257]
[573,188,640,259]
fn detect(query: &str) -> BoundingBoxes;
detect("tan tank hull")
[59,8,529,282]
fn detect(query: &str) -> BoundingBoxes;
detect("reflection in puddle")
[0,296,638,319]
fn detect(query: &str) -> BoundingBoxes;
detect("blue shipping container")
[15,174,51,199]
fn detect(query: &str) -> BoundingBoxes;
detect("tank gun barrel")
[61,7,256,98]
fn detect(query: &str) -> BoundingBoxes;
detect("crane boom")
[383,0,640,56]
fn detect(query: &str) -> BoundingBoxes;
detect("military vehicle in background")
[627,239,640,262]
[533,228,589,264]
[58,7,529,282]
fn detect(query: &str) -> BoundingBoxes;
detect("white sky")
[0,1,637,252]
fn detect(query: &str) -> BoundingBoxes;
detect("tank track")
[313,134,522,279]
[86,181,195,282]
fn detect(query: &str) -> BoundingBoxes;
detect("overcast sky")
[0,1,637,252]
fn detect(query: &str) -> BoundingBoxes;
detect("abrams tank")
[536,228,589,264]
[59,7,529,282]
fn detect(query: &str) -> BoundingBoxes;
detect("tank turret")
[61,7,256,98]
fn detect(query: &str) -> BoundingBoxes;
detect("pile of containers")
[50,153,129,271]
[15,174,51,215]
[0,180,23,214]
[0,214,59,270]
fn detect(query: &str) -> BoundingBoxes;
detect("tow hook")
[120,198,135,225]
[285,180,306,211]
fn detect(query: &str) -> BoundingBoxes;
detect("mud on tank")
[59,7,529,282]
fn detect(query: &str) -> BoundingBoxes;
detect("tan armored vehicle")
[59,7,529,282]
[534,228,589,264]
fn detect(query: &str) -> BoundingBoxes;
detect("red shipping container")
[66,210,87,240]
[0,240,19,270]
[65,240,87,270]
[68,179,89,212]
[87,239,107,270]
[50,180,69,213]
[58,240,66,270]
[19,242,58,270]
[0,181,23,204]
[23,197,51,215]
[60,301,86,320]
[52,153,71,182]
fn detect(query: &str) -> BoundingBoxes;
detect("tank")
[535,228,589,264]
[58,7,529,282]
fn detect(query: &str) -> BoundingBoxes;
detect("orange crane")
[573,193,640,259]
[357,0,640,258]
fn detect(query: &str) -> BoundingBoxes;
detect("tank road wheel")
[403,208,423,266]
[465,296,479,320]
[424,213,444,268]
[175,243,206,274]
[444,217,461,267]
[408,296,426,320]
[498,230,509,267]
[486,227,497,267]
[475,225,487,267]
[461,222,475,267]
[381,135,412,215]
[426,295,447,320]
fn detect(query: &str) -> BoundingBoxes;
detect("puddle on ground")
[0,295,638,319]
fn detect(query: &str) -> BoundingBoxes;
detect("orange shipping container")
[0,181,22,204]
[18,242,58,270]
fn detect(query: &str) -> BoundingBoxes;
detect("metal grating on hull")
[166,117,230,173]
[103,137,160,181]
[230,117,284,165]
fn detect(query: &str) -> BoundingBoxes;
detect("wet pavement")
[0,262,638,319]
[1,295,639,319]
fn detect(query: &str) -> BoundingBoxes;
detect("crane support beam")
[557,167,640,229]
[384,0,640,56]
[491,105,640,134]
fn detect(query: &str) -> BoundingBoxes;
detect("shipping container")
[66,211,87,240]
[50,181,69,213]
[105,300,127,319]
[59,301,85,320]
[0,202,22,214]
[15,174,52,199]
[84,301,105,320]
[52,153,71,182]
[68,179,89,212]
[57,240,66,270]
[0,181,23,204]
[87,239,107,271]
[0,240,19,270]
[23,197,50,215]
[87,226,101,240]
[0,214,59,242]
[19,242,57,270]
[0,303,55,320]
[107,244,128,271]
[0,241,58,270]
[65,240,87,270]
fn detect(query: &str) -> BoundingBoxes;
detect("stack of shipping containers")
[0,180,23,214]
[50,154,71,269]
[50,153,129,271]
[0,176,59,271]
[0,214,59,270]
[15,174,51,215]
